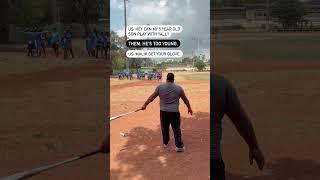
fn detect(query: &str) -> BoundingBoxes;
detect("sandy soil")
[2,41,320,180]
[214,61,320,180]
[0,52,109,180]
[110,74,210,180]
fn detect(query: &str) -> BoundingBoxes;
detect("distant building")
[304,0,320,26]
[212,7,246,29]
[212,1,320,29]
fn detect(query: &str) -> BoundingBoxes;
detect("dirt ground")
[110,73,210,180]
[2,31,320,180]
[214,61,320,179]
[0,52,109,179]
[213,32,320,179]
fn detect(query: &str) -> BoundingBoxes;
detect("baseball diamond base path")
[110,74,210,180]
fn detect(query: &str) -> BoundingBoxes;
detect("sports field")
[2,31,320,180]
[214,32,320,179]
[0,51,108,179]
[110,72,210,179]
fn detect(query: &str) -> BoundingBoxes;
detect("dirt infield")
[214,32,320,179]
[0,52,109,179]
[110,73,210,180]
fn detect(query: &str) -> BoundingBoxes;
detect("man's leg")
[69,46,74,58]
[96,47,99,58]
[92,50,95,57]
[38,48,41,57]
[64,49,68,59]
[170,112,184,148]
[42,47,46,57]
[27,46,32,56]
[54,44,59,57]
[105,48,108,59]
[210,158,226,180]
[160,111,170,145]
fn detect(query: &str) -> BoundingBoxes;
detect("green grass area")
[182,73,210,81]
[214,33,320,62]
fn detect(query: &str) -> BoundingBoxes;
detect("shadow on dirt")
[110,112,210,180]
[227,158,320,180]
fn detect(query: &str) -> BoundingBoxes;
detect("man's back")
[157,82,183,112]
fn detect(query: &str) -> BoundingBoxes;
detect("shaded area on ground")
[110,112,210,180]
[227,158,320,180]
[0,54,110,179]
[0,62,110,98]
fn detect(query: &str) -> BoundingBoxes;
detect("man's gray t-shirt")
[155,82,185,112]
[211,73,241,160]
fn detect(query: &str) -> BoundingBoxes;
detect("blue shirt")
[91,33,97,48]
[51,32,60,44]
[25,32,34,42]
[61,36,69,49]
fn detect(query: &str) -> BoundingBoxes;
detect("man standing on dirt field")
[211,73,265,180]
[141,73,193,152]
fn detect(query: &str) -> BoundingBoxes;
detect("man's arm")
[225,81,265,170]
[99,129,109,153]
[141,88,159,110]
[180,89,193,115]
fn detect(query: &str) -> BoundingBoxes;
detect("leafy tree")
[193,56,206,71]
[110,30,152,70]
[0,1,10,24]
[181,57,193,65]
[130,58,143,69]
[5,0,50,26]
[271,0,306,29]
[72,0,100,35]
[156,63,166,70]
[112,52,126,70]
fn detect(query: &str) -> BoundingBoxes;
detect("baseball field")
[214,32,320,179]
[110,72,210,179]
[1,31,320,180]
[0,50,109,179]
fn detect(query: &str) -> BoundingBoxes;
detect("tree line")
[213,0,308,30]
[111,32,208,71]
[0,0,108,36]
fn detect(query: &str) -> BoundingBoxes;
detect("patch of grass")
[214,33,320,62]
[182,73,210,81]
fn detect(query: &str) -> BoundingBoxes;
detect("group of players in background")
[118,70,162,81]
[24,26,110,59]
[138,70,162,80]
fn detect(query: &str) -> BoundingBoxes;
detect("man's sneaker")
[175,146,185,152]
